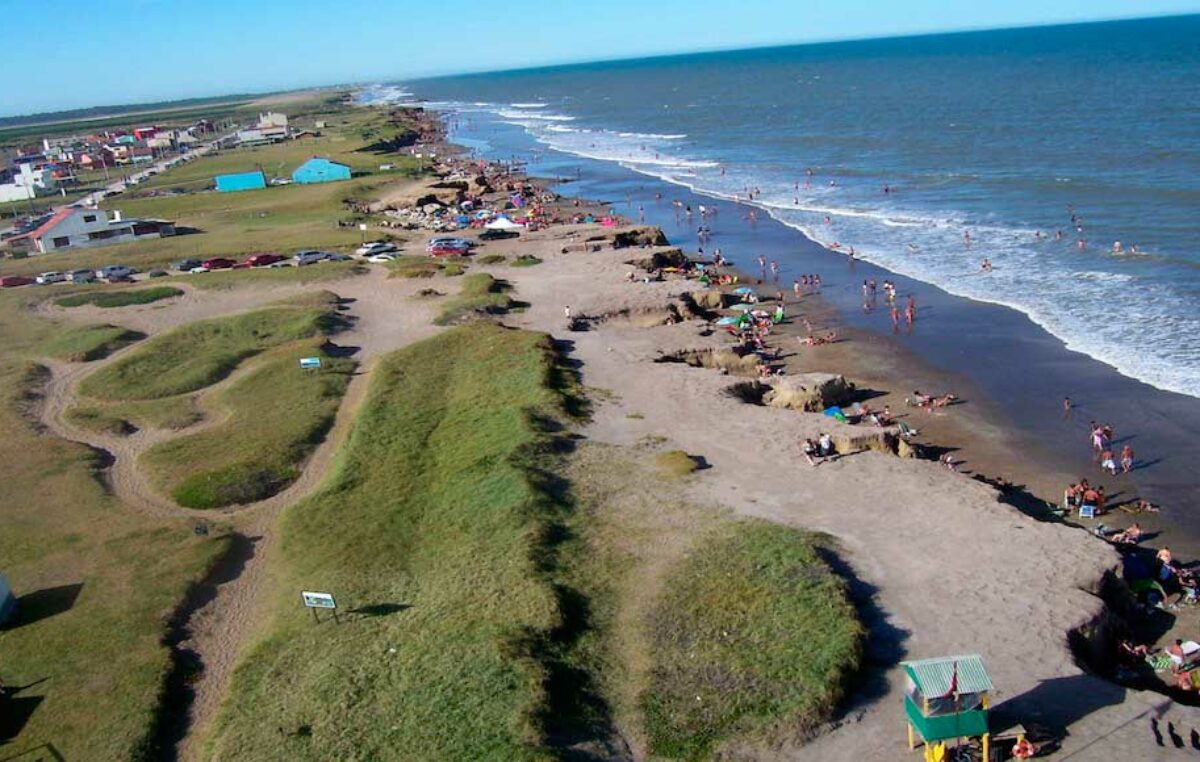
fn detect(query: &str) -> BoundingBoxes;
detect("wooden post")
[907,722,916,750]
[982,732,990,761]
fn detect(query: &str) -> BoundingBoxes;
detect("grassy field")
[140,340,355,509]
[641,523,863,759]
[0,110,426,280]
[44,323,145,361]
[78,293,342,401]
[0,287,234,760]
[55,286,183,308]
[204,324,574,760]
[434,273,514,325]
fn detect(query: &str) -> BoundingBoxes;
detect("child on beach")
[1121,444,1135,473]
[1100,449,1118,475]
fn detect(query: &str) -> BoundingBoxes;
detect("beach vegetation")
[641,524,863,758]
[44,323,146,362]
[654,449,698,477]
[433,273,513,325]
[78,293,343,401]
[205,324,576,759]
[513,254,543,267]
[140,341,354,509]
[55,286,184,309]
[0,287,232,760]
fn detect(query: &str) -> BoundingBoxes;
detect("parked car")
[355,241,397,256]
[0,275,35,288]
[324,253,352,262]
[147,269,169,278]
[96,265,137,280]
[36,271,67,285]
[367,252,397,263]
[201,258,236,271]
[172,258,202,272]
[427,242,470,257]
[293,249,334,266]
[479,228,520,241]
[245,253,285,268]
[68,269,97,283]
[428,237,474,250]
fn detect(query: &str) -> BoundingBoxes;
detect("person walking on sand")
[564,305,572,320]
[1063,397,1073,417]
[1101,449,1118,475]
[905,295,916,325]
[1121,444,1135,473]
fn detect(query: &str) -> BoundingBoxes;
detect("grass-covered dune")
[55,286,183,309]
[206,324,573,760]
[44,323,146,362]
[78,292,342,401]
[641,523,864,759]
[140,341,354,509]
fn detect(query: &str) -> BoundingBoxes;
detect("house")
[4,207,175,255]
[215,170,267,193]
[133,126,158,141]
[0,162,58,201]
[237,112,290,146]
[292,157,351,185]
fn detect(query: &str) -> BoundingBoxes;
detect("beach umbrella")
[729,303,755,312]
[733,286,756,295]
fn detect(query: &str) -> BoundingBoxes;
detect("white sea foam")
[510,102,549,108]
[436,100,1200,399]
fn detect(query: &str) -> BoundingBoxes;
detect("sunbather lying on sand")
[1110,522,1142,544]
[798,332,838,347]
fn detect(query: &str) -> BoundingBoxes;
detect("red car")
[427,244,470,257]
[201,258,236,270]
[244,253,285,267]
[0,275,34,288]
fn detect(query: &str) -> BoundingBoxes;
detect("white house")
[5,207,175,255]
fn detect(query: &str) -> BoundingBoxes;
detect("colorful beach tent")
[715,316,740,325]
[730,303,755,312]
[733,286,756,295]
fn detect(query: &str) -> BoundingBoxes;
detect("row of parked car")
[0,230,523,290]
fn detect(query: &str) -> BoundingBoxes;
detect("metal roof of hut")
[903,655,993,697]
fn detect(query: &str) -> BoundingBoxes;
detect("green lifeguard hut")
[903,654,994,759]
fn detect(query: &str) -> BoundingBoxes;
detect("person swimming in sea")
[981,258,993,272]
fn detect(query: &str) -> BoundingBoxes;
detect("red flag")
[940,661,959,699]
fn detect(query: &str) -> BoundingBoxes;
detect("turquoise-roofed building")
[292,157,351,185]
[215,170,266,193]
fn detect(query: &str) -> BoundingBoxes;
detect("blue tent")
[292,157,351,185]
[215,170,266,193]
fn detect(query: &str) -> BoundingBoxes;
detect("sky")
[5,0,1198,116]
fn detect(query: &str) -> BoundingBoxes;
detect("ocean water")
[369,15,1200,398]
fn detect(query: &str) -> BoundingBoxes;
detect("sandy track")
[34,266,444,759]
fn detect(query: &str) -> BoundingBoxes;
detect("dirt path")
[33,266,448,759]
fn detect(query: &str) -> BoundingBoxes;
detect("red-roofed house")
[4,208,175,255]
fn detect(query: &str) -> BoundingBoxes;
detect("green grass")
[78,294,342,401]
[434,273,514,326]
[67,395,202,435]
[654,449,698,478]
[182,261,364,290]
[140,341,354,509]
[44,323,146,362]
[0,288,233,760]
[205,324,572,760]
[56,286,184,309]
[512,255,543,267]
[641,523,863,759]
[477,254,506,265]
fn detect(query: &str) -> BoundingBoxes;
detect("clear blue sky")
[6,0,1197,116]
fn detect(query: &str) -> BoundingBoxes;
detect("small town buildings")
[215,170,267,193]
[0,163,58,203]
[292,157,351,184]
[4,207,174,255]
[237,112,290,146]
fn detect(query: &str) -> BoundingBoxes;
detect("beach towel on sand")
[1147,652,1174,671]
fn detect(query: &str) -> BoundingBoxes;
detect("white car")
[355,242,397,256]
[367,252,397,263]
[36,271,66,285]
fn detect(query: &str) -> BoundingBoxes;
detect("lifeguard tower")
[903,655,994,760]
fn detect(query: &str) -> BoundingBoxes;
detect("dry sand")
[34,222,1200,759]
[483,227,1200,760]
